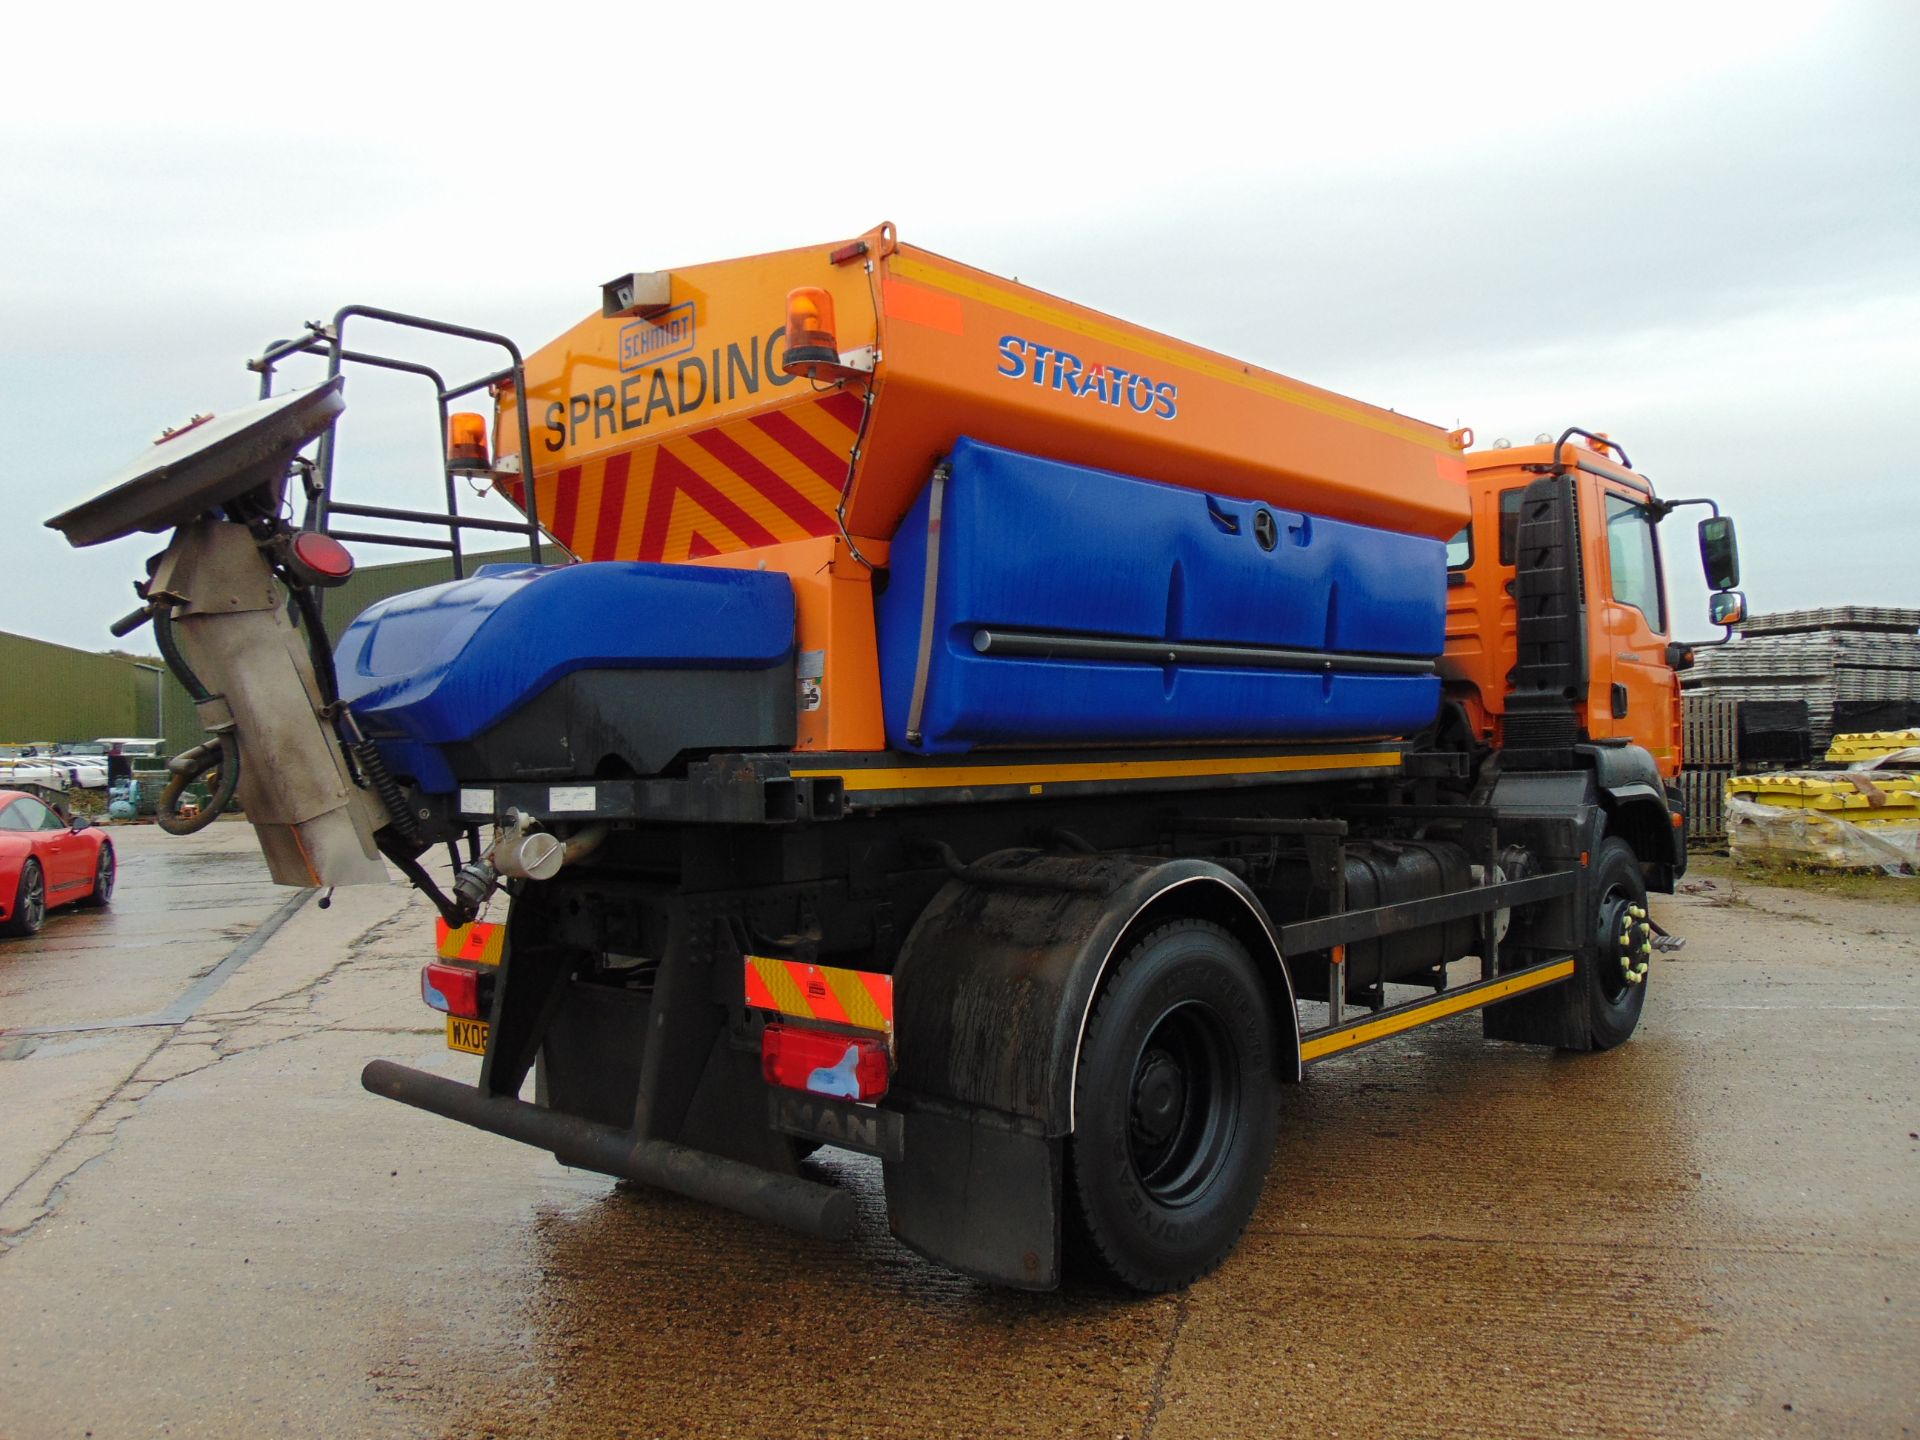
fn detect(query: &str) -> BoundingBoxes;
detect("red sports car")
[0,789,115,936]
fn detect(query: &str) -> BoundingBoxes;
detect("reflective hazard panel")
[436,918,504,966]
[743,955,893,1034]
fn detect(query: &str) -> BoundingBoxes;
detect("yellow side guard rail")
[1301,956,1577,1064]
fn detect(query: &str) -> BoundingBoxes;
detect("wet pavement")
[1,825,1914,1438]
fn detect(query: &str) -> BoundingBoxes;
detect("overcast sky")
[3,1,1915,653]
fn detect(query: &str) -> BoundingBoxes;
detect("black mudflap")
[883,1099,1064,1290]
[1483,769,1602,1049]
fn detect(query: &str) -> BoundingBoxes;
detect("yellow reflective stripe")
[792,750,1401,794]
[751,955,811,1018]
[1300,959,1577,1062]
[823,967,888,1031]
[746,956,893,1032]
[436,920,504,965]
[889,254,1450,453]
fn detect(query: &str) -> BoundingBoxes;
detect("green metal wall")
[0,631,164,746]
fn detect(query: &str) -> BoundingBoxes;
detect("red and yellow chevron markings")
[529,394,864,563]
[743,954,894,1034]
[435,918,504,966]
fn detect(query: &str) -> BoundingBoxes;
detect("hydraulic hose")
[290,584,341,707]
[157,738,240,836]
[152,608,241,835]
[153,608,213,703]
[375,827,468,928]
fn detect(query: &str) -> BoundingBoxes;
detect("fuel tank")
[1269,839,1479,1001]
[492,224,1469,566]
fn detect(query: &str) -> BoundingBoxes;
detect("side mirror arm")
[1646,495,1720,523]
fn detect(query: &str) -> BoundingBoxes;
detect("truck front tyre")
[1066,920,1278,1292]
[1580,837,1650,1050]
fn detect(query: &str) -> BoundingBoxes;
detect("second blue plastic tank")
[875,438,1446,755]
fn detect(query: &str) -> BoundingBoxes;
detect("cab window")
[1498,489,1523,565]
[1604,493,1666,632]
[1446,525,1472,569]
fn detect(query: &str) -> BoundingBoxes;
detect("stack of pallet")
[1683,606,1920,753]
[1680,694,1740,839]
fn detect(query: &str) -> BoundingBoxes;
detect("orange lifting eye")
[783,286,840,368]
[448,412,490,473]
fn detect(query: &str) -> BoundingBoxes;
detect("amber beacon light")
[782,286,840,373]
[447,412,491,473]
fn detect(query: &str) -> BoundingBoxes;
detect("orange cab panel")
[1447,442,1681,776]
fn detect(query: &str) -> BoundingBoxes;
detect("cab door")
[1591,488,1680,773]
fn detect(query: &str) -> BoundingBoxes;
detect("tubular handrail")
[247,305,547,589]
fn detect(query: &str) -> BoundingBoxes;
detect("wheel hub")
[1120,1002,1240,1206]
[1604,897,1652,987]
[1130,1050,1188,1148]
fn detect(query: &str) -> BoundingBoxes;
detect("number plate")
[446,1016,489,1055]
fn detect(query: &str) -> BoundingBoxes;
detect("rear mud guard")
[881,852,1292,1288]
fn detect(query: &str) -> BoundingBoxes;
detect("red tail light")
[420,961,491,1019]
[761,1023,889,1101]
[286,530,356,587]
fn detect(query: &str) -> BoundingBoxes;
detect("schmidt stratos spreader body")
[52,223,1747,1290]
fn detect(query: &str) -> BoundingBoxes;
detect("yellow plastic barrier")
[1825,730,1920,764]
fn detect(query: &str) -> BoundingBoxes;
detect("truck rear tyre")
[1066,920,1277,1292]
[1582,837,1650,1050]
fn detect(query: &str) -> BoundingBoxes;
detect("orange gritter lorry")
[49,222,1746,1290]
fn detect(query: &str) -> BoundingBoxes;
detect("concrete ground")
[1,824,1913,1439]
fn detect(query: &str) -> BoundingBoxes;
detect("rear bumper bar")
[361,1060,853,1240]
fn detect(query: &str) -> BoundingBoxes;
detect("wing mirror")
[1698,515,1739,591]
[1709,590,1746,628]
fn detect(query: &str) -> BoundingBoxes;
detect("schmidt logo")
[619,302,696,373]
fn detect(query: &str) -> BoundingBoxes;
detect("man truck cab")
[1443,429,1743,779]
